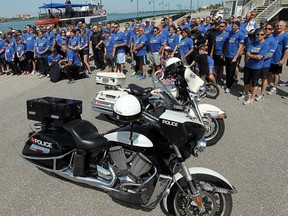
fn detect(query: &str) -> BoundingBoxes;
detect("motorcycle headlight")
[195,138,207,153]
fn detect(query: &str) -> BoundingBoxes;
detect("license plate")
[102,77,109,83]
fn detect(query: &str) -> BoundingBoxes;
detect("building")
[224,0,288,24]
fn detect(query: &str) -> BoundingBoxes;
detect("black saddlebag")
[22,130,75,170]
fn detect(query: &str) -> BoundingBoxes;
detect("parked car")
[210,9,224,19]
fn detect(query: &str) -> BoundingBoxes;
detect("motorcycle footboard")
[21,150,74,171]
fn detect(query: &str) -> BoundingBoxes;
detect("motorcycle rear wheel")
[167,179,233,216]
[205,83,220,99]
[203,118,225,147]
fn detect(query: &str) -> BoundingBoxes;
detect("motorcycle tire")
[205,83,220,99]
[166,178,233,216]
[203,118,225,147]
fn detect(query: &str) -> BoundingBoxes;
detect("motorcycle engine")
[109,146,153,184]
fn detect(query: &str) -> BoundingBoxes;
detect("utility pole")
[190,0,192,11]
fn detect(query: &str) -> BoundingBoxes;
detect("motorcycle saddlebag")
[96,72,126,86]
[22,130,76,170]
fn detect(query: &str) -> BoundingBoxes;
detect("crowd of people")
[0,11,287,101]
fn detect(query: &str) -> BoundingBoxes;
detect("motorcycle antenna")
[129,123,134,150]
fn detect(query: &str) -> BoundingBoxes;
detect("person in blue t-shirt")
[168,26,179,57]
[256,23,277,101]
[149,27,165,74]
[267,20,288,96]
[133,27,147,80]
[103,30,116,72]
[242,29,269,105]
[48,49,62,66]
[211,22,229,82]
[45,26,56,51]
[78,28,91,74]
[16,37,29,75]
[4,39,15,74]
[178,28,194,65]
[113,23,127,73]
[59,44,83,84]
[0,38,6,74]
[36,30,50,78]
[224,21,245,93]
[68,30,80,52]
[194,45,216,84]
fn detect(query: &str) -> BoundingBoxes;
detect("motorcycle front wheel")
[203,117,225,147]
[166,180,233,216]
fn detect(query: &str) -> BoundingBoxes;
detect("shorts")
[105,54,115,67]
[213,54,225,66]
[270,63,282,74]
[136,55,147,65]
[0,58,6,65]
[116,53,126,64]
[82,49,89,55]
[151,52,160,66]
[243,67,262,87]
[26,51,35,61]
[261,67,270,79]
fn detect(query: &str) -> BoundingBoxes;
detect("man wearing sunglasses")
[267,20,288,96]
[210,21,229,85]
[113,23,127,73]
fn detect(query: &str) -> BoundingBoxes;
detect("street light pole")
[159,1,164,13]
[149,0,155,17]
[190,0,192,11]
[165,2,169,12]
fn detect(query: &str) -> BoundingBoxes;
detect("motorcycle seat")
[128,84,152,96]
[63,119,108,150]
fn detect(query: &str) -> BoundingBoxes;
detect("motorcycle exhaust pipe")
[73,150,86,177]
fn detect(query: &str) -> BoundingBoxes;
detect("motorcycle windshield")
[151,74,180,108]
[179,49,188,66]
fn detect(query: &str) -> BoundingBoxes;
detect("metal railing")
[255,0,288,23]
[241,0,266,16]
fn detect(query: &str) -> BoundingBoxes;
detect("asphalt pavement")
[1,13,288,216]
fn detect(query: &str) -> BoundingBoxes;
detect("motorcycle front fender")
[162,167,236,213]
[198,103,227,119]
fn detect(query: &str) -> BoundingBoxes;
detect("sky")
[0,0,222,18]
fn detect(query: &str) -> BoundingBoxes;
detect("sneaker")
[255,94,264,101]
[0,72,3,75]
[46,74,50,78]
[130,72,137,77]
[237,94,250,101]
[36,72,41,76]
[279,82,288,87]
[243,99,254,105]
[68,79,75,84]
[225,88,230,93]
[138,75,146,80]
[31,70,36,75]
[267,87,277,95]
[38,74,45,78]
[282,95,288,99]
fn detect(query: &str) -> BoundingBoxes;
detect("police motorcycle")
[22,95,236,215]
[92,61,226,147]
